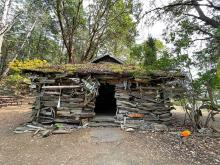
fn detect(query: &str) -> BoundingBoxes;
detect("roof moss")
[19,63,183,78]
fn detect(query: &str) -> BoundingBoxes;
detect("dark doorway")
[94,83,116,116]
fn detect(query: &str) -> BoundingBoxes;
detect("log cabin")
[21,54,185,128]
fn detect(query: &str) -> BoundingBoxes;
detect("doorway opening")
[94,83,117,116]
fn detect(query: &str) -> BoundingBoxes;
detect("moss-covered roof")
[19,63,184,79]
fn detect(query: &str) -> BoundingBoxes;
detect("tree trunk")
[1,19,37,78]
[0,35,4,60]
[0,0,12,62]
[68,47,75,64]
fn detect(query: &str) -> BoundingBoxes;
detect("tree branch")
[143,0,220,28]
[192,0,220,28]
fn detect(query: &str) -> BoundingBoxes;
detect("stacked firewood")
[32,75,99,124]
[115,85,173,128]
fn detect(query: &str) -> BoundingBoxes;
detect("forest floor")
[0,102,220,165]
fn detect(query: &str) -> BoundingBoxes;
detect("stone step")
[88,122,120,127]
[91,115,116,123]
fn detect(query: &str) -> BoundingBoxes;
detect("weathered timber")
[42,85,82,89]
[27,63,183,127]
[54,118,80,124]
[39,79,56,84]
[57,111,72,117]
[117,100,137,108]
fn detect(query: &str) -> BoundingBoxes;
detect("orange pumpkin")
[181,130,191,137]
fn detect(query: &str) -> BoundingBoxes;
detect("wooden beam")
[42,85,82,89]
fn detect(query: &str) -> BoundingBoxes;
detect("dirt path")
[0,104,220,165]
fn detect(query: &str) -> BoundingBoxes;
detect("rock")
[41,130,51,138]
[139,123,152,130]
[151,123,168,131]
[198,128,213,134]
[126,128,135,132]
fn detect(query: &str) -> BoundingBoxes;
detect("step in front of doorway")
[88,122,120,127]
[91,115,116,123]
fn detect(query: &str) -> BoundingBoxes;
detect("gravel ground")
[0,103,220,165]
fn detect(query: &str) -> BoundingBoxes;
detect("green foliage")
[6,73,31,85]
[130,37,180,71]
[9,59,48,72]
[86,0,138,58]
[218,60,220,79]
[4,59,47,93]
[215,60,220,89]
[130,37,157,66]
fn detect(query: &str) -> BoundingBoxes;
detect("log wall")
[115,85,172,127]
[32,75,98,124]
[30,74,174,126]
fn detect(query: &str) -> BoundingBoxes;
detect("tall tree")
[51,0,139,63]
[0,0,12,62]
[55,0,84,64]
[0,0,64,77]
[81,0,139,61]
[130,37,163,67]
[142,0,220,129]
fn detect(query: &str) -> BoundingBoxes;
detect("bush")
[9,59,48,72]
[3,59,47,95]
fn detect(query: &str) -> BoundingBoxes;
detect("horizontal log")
[83,108,94,111]
[118,106,139,112]
[134,78,149,83]
[55,73,68,78]
[42,101,85,108]
[40,79,56,84]
[43,91,60,95]
[134,98,158,104]
[124,119,144,124]
[140,102,157,107]
[85,104,95,109]
[159,113,172,118]
[88,122,119,127]
[57,111,72,117]
[57,107,71,111]
[70,109,82,114]
[42,85,82,89]
[159,117,172,121]
[117,100,137,108]
[41,101,57,107]
[39,111,53,116]
[140,86,161,90]
[116,96,129,100]
[153,110,171,115]
[52,130,72,134]
[62,102,84,108]
[54,118,80,124]
[130,92,156,98]
[138,106,157,111]
[115,93,130,97]
[79,112,95,118]
[42,95,84,102]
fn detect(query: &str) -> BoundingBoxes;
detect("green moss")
[17,62,182,78]
[9,59,48,72]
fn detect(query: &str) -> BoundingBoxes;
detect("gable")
[91,55,124,64]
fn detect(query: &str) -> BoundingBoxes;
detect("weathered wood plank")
[42,85,82,89]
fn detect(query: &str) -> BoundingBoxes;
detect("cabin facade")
[24,55,184,128]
